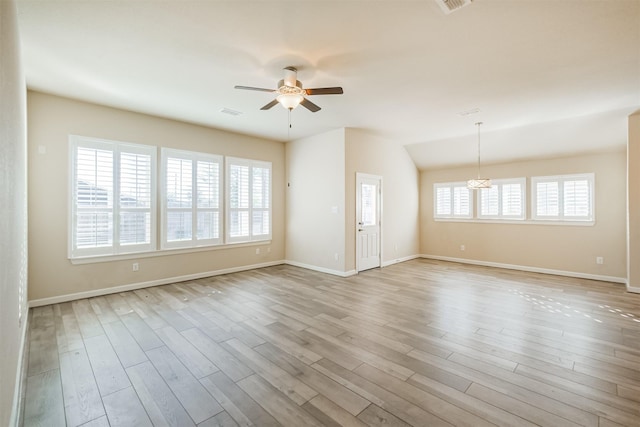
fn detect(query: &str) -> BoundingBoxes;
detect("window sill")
[434,218,594,226]
[69,240,272,265]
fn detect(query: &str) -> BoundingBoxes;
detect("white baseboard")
[9,310,29,427]
[382,254,420,268]
[28,260,285,307]
[420,254,627,285]
[284,260,357,277]
[627,284,640,294]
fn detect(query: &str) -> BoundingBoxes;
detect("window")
[161,149,222,249]
[226,157,272,243]
[434,182,473,219]
[478,178,526,220]
[70,136,156,258]
[532,173,594,222]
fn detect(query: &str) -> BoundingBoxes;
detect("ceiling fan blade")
[260,99,279,110]
[305,87,344,96]
[300,98,321,112]
[235,85,274,93]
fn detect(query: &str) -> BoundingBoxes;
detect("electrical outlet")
[256,248,260,255]
[460,245,466,251]
[334,253,339,261]
[596,256,604,265]
[267,246,271,253]
[132,262,139,272]
[394,244,398,252]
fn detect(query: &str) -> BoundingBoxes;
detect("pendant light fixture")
[467,121,492,189]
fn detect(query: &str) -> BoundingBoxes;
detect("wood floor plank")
[120,312,164,351]
[59,349,105,427]
[236,374,324,427]
[303,394,369,427]
[56,303,85,354]
[102,386,152,427]
[156,326,219,378]
[84,334,131,396]
[181,327,253,382]
[254,342,371,416]
[102,320,148,368]
[222,338,318,405]
[126,361,196,427]
[146,345,223,424]
[357,404,412,427]
[72,299,104,339]
[199,371,281,427]
[28,306,59,376]
[23,369,65,427]
[197,410,239,427]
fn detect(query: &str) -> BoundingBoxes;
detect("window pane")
[480,186,499,216]
[120,212,150,245]
[76,212,113,248]
[76,147,113,207]
[564,180,590,217]
[197,211,218,240]
[252,166,270,209]
[361,183,377,226]
[502,183,522,216]
[252,210,270,236]
[120,152,151,208]
[230,164,249,209]
[536,181,559,216]
[166,158,192,208]
[453,186,469,216]
[167,211,192,241]
[197,161,218,209]
[435,187,451,216]
[229,211,249,238]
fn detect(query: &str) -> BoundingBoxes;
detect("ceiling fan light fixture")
[276,93,304,110]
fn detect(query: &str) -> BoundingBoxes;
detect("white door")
[356,173,382,272]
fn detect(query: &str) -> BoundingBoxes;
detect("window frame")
[225,157,272,243]
[477,177,526,221]
[161,148,223,250]
[69,135,157,259]
[433,182,474,220]
[531,173,595,223]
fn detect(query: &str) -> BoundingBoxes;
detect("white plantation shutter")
[478,178,525,220]
[532,174,593,222]
[162,149,222,248]
[227,157,272,243]
[434,183,472,219]
[70,136,156,258]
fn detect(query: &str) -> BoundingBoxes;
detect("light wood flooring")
[21,259,640,426]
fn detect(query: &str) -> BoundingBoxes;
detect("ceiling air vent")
[436,0,473,15]
[220,108,242,116]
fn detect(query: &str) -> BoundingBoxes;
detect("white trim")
[627,284,640,294]
[9,313,29,427]
[284,260,357,278]
[69,240,271,264]
[382,254,420,268]
[420,254,626,284]
[29,260,284,307]
[434,218,594,226]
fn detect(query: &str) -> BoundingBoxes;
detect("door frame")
[355,172,383,273]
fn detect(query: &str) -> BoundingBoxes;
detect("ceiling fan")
[235,66,343,113]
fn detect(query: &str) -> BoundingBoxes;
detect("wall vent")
[435,0,473,15]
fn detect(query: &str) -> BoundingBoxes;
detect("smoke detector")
[435,0,474,15]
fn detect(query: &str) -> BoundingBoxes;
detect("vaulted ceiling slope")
[16,0,640,169]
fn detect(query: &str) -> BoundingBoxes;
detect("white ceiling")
[15,0,640,169]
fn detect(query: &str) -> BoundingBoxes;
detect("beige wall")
[28,91,285,302]
[1,0,28,424]
[285,129,346,272]
[628,111,640,292]
[420,150,627,280]
[345,129,420,271]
